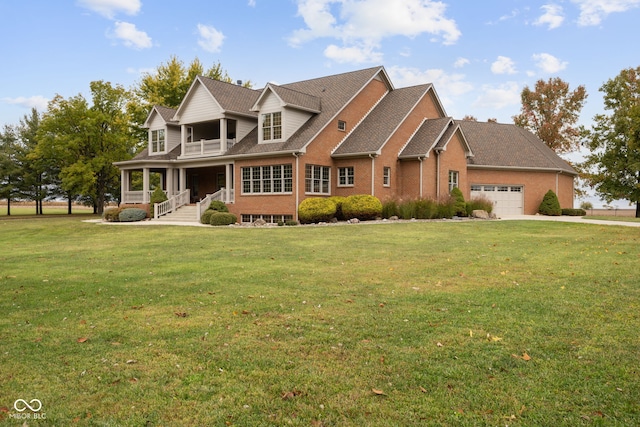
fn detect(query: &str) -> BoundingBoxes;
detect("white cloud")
[571,0,640,26]
[197,24,225,53]
[453,57,469,68]
[289,0,460,64]
[248,0,256,6]
[491,56,517,75]
[534,4,565,29]
[3,96,50,111]
[532,52,567,73]
[111,21,152,49]
[388,66,473,97]
[77,0,141,19]
[324,44,382,63]
[473,81,521,110]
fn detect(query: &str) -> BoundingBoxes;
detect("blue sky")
[1,0,639,207]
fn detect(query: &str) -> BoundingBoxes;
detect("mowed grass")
[0,218,638,426]
[584,215,640,223]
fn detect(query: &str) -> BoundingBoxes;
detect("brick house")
[114,66,576,222]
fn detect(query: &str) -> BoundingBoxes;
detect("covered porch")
[119,163,235,206]
[179,118,237,159]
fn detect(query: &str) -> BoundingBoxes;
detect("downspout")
[293,153,300,222]
[370,154,376,197]
[435,151,441,202]
[418,157,423,199]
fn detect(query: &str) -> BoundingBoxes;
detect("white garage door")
[470,185,524,216]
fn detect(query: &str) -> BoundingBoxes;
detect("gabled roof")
[227,66,390,156]
[143,105,178,128]
[332,84,433,157]
[399,117,461,158]
[117,144,182,165]
[457,120,577,174]
[174,76,261,120]
[252,84,322,113]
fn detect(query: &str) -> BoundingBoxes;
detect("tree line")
[1,58,638,216]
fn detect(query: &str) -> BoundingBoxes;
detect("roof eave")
[468,164,578,176]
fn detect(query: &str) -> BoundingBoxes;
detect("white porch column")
[179,168,187,192]
[120,169,127,204]
[220,118,228,153]
[225,163,233,201]
[166,168,174,197]
[143,167,150,203]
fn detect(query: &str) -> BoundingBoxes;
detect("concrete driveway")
[500,215,640,227]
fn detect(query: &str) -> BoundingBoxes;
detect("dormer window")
[262,112,282,141]
[150,129,165,153]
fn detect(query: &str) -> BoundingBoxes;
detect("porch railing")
[196,188,235,221]
[154,189,190,219]
[183,138,236,157]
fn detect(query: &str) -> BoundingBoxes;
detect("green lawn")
[1,218,639,426]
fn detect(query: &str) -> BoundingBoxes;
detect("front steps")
[154,205,199,222]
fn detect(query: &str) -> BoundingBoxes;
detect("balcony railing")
[182,138,236,157]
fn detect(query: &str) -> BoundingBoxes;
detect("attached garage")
[471,184,524,216]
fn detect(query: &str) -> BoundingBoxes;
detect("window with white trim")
[241,164,292,194]
[150,129,165,153]
[305,164,330,194]
[383,167,391,187]
[338,167,354,186]
[262,112,282,141]
[448,170,459,193]
[338,120,346,132]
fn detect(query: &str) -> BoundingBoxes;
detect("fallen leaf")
[436,342,443,347]
[419,386,427,393]
[174,312,187,317]
[281,389,302,400]
[380,356,385,364]
[522,353,532,361]
[80,320,86,325]
[77,337,88,343]
[126,359,136,364]
[371,388,385,395]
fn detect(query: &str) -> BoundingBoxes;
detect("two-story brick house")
[114,66,577,222]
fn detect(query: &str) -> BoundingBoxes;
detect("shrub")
[208,200,229,212]
[298,197,337,224]
[200,209,216,224]
[209,212,237,226]
[450,187,467,217]
[285,220,298,226]
[150,187,168,218]
[466,196,494,215]
[414,198,438,219]
[118,208,147,222]
[328,196,348,221]
[538,190,562,216]
[103,207,123,222]
[382,200,400,219]
[342,195,382,221]
[562,208,587,216]
[436,196,455,219]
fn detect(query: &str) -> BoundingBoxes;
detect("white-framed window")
[470,185,482,192]
[338,120,346,132]
[186,126,193,143]
[305,164,330,194]
[150,129,165,153]
[241,164,292,194]
[262,112,282,142]
[383,167,391,187]
[448,170,459,193]
[338,167,354,187]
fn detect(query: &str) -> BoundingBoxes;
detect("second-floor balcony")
[182,138,236,157]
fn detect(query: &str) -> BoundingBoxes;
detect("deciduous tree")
[513,77,587,153]
[581,67,640,217]
[36,81,136,214]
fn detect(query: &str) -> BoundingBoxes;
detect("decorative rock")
[389,216,399,221]
[472,210,490,219]
[348,218,360,224]
[252,218,267,226]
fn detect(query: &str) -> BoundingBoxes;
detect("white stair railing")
[196,188,234,220]
[154,189,190,219]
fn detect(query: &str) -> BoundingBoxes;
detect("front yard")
[0,218,638,426]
